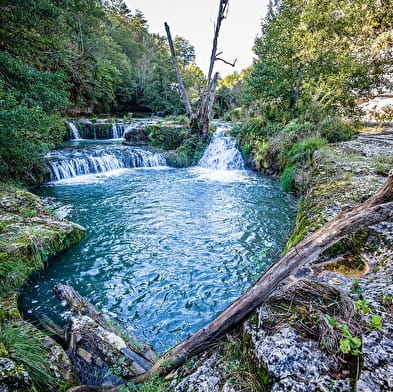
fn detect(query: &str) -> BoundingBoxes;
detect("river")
[19,123,295,351]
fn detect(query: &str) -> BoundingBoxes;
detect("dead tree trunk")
[165,22,194,121]
[138,171,393,381]
[165,0,235,139]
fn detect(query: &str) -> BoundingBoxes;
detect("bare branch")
[215,57,238,67]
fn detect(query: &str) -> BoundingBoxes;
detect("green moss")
[0,341,8,356]
[280,166,295,192]
[373,154,393,176]
[0,184,85,296]
[0,291,22,321]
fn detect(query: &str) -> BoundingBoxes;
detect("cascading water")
[46,145,166,182]
[198,124,245,170]
[67,122,81,140]
[111,123,127,139]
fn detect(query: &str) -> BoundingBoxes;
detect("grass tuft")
[0,320,57,390]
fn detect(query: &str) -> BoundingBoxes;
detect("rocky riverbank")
[168,126,393,392]
[0,185,85,391]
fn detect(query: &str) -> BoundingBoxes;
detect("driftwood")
[138,170,393,380]
[54,284,158,385]
[54,283,157,363]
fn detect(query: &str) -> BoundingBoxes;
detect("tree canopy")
[0,0,201,184]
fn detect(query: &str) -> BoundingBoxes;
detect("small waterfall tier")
[198,125,245,170]
[67,119,157,140]
[110,123,128,139]
[46,145,167,182]
[67,122,81,140]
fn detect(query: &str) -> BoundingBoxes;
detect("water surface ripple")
[20,167,295,351]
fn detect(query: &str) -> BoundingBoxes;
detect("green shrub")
[280,165,295,192]
[282,121,314,137]
[318,117,356,142]
[280,137,327,192]
[287,137,327,165]
[0,62,67,185]
[166,134,207,167]
[147,125,187,151]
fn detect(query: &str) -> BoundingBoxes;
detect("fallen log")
[54,284,158,385]
[139,170,393,380]
[54,283,157,363]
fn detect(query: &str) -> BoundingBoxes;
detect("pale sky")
[125,0,269,77]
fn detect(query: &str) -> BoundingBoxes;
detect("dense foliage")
[0,0,205,185]
[231,0,393,191]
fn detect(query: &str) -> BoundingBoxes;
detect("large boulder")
[123,126,149,146]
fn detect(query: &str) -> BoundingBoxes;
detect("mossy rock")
[0,184,85,297]
[0,295,20,322]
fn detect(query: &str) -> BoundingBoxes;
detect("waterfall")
[111,123,127,139]
[46,146,167,182]
[198,125,245,170]
[67,122,81,140]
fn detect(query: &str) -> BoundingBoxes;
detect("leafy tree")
[244,0,390,117]
[142,36,185,114]
[174,36,196,66]
[214,72,244,117]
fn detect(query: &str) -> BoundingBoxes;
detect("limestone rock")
[246,325,339,392]
[0,357,30,392]
[43,335,78,386]
[173,353,225,392]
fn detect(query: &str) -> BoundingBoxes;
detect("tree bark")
[207,72,220,119]
[138,170,393,381]
[165,22,194,120]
